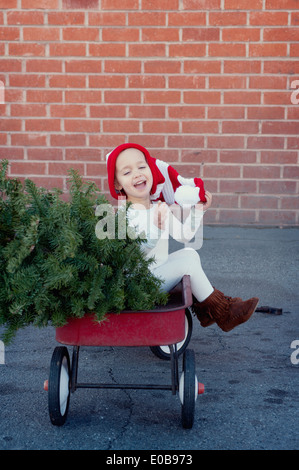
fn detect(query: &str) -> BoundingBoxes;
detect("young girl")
[106,143,259,332]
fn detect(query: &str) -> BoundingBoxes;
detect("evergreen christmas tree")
[0,160,168,344]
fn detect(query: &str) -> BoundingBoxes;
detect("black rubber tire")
[181,349,196,429]
[150,308,193,361]
[48,346,70,426]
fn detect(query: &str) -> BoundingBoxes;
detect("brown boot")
[196,289,259,332]
[192,293,242,328]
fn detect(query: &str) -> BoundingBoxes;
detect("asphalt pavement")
[0,226,298,451]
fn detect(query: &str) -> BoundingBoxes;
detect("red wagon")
[45,275,204,429]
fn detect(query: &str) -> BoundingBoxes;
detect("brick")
[65,59,102,73]
[50,134,86,147]
[182,0,221,9]
[89,75,125,88]
[65,90,101,103]
[218,210,256,225]
[103,28,139,42]
[89,12,126,26]
[225,0,263,7]
[0,0,18,7]
[63,27,99,42]
[144,90,180,103]
[247,136,284,149]
[25,119,61,132]
[23,27,60,42]
[103,120,139,133]
[168,76,205,89]
[224,91,261,104]
[89,44,126,57]
[22,0,59,8]
[182,121,218,134]
[11,133,46,147]
[26,59,62,73]
[128,12,166,26]
[184,91,220,104]
[129,44,166,57]
[48,12,85,25]
[9,43,46,57]
[50,105,86,118]
[128,75,165,88]
[49,162,85,176]
[28,148,63,160]
[262,121,299,135]
[261,151,298,164]
[283,166,299,179]
[222,121,259,134]
[0,27,20,41]
[249,76,287,90]
[168,135,204,148]
[259,180,296,195]
[143,120,180,134]
[49,75,86,88]
[243,165,281,179]
[209,43,246,57]
[266,0,299,8]
[223,60,261,74]
[169,44,206,57]
[144,60,181,74]
[207,136,245,149]
[141,0,179,9]
[247,107,285,120]
[220,179,257,194]
[27,90,62,103]
[142,28,180,42]
[264,61,299,74]
[209,76,246,89]
[105,90,141,103]
[11,104,47,117]
[241,196,278,210]
[50,43,86,56]
[63,0,99,8]
[208,106,245,119]
[250,12,289,26]
[168,12,206,26]
[91,105,126,118]
[263,91,291,105]
[7,11,45,25]
[183,28,219,42]
[65,148,101,161]
[222,28,260,42]
[10,161,46,175]
[181,149,217,163]
[105,60,141,73]
[220,151,257,164]
[264,28,299,42]
[129,105,165,119]
[249,44,287,57]
[169,106,205,119]
[209,12,247,26]
[64,119,101,132]
[184,60,221,74]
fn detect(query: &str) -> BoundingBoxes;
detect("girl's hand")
[195,190,212,211]
[153,201,168,230]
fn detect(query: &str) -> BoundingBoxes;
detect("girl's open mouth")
[134,180,147,189]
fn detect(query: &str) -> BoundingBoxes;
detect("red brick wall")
[0,0,298,226]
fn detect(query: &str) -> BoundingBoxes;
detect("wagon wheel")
[179,349,197,429]
[150,308,193,361]
[48,346,71,426]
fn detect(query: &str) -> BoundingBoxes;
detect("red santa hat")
[106,143,206,205]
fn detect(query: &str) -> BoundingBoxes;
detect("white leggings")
[152,248,214,303]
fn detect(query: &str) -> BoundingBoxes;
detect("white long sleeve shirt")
[127,204,204,269]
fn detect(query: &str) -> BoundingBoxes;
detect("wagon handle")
[181,275,193,308]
